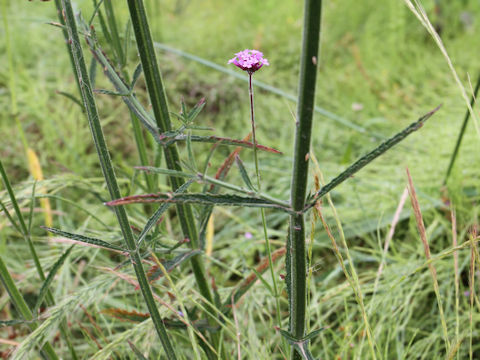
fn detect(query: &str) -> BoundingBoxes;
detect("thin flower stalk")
[249,64,285,353]
[228,49,285,351]
[60,0,177,357]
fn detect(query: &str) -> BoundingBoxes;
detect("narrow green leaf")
[33,245,75,314]
[130,63,143,90]
[42,226,124,251]
[306,106,440,210]
[165,134,282,154]
[56,91,83,108]
[444,73,480,183]
[89,0,105,26]
[106,192,290,211]
[93,88,131,96]
[128,341,148,360]
[148,250,202,282]
[0,200,22,235]
[186,131,197,170]
[89,57,97,89]
[235,155,255,191]
[27,181,36,235]
[0,319,34,328]
[187,98,206,122]
[123,19,132,68]
[250,267,273,294]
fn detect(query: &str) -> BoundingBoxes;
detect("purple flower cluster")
[228,49,269,73]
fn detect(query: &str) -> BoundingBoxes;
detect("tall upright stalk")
[60,0,177,357]
[125,0,220,353]
[287,1,322,359]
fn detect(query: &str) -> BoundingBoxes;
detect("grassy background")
[1,0,480,358]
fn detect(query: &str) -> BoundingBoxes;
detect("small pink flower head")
[228,49,269,73]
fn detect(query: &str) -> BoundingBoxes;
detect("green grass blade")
[33,245,75,314]
[0,256,58,360]
[234,155,255,191]
[128,341,148,360]
[444,73,480,183]
[42,226,124,251]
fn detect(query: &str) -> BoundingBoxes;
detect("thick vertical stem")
[125,0,220,354]
[61,1,176,357]
[288,0,322,359]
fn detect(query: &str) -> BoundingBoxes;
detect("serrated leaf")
[34,245,75,314]
[106,192,289,211]
[307,106,440,210]
[235,155,255,191]
[148,250,202,282]
[42,227,124,252]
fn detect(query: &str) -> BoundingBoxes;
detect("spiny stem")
[288,1,322,359]
[248,73,286,354]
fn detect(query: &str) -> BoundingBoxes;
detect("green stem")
[101,0,155,192]
[60,1,177,358]
[444,73,480,183]
[125,0,220,355]
[248,73,286,354]
[0,256,58,359]
[288,1,322,359]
